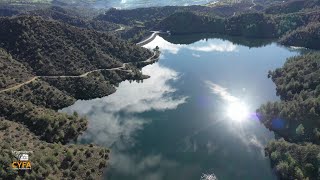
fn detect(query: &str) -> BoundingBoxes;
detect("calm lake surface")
[61,35,300,180]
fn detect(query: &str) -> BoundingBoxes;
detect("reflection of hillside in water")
[61,63,189,180]
[61,63,187,148]
[161,33,274,48]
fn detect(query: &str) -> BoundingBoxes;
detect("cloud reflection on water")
[192,53,201,58]
[110,152,179,180]
[205,81,239,102]
[59,38,192,180]
[61,63,187,148]
[144,36,182,54]
[143,35,238,55]
[188,42,237,52]
[61,63,188,179]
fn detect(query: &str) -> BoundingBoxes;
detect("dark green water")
[61,35,300,180]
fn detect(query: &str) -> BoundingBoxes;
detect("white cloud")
[188,42,238,52]
[143,35,238,55]
[205,81,238,102]
[110,152,178,180]
[192,53,201,58]
[143,36,183,54]
[61,63,187,148]
[78,113,148,148]
[99,63,187,113]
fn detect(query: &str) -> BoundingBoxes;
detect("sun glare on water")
[226,101,250,122]
[205,81,251,123]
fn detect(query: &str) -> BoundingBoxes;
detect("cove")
[61,34,301,180]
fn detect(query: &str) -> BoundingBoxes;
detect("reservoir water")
[61,35,299,180]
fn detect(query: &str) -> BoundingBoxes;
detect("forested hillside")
[26,6,120,32]
[154,2,320,48]
[156,12,278,38]
[155,11,225,34]
[279,22,320,49]
[3,0,319,48]
[0,16,152,76]
[265,139,320,180]
[95,3,253,28]
[0,13,157,179]
[0,48,33,90]
[265,0,320,14]
[0,118,109,180]
[257,53,320,179]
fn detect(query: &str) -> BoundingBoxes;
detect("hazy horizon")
[92,0,214,9]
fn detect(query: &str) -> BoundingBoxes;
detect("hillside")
[0,118,109,180]
[0,15,158,179]
[258,53,320,144]
[257,53,320,179]
[155,11,225,34]
[0,48,33,90]
[265,139,320,180]
[0,16,152,76]
[265,0,320,14]
[25,6,120,32]
[93,0,320,48]
[96,3,255,28]
[152,2,320,48]
[279,22,320,49]
[156,11,277,38]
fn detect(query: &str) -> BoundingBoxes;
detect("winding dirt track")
[114,25,126,32]
[249,0,256,9]
[0,77,38,93]
[0,51,157,93]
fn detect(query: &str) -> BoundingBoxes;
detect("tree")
[296,124,305,136]
[313,128,320,140]
[294,167,304,179]
[276,161,289,178]
[271,151,280,162]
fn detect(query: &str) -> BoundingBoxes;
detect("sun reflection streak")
[205,81,251,123]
